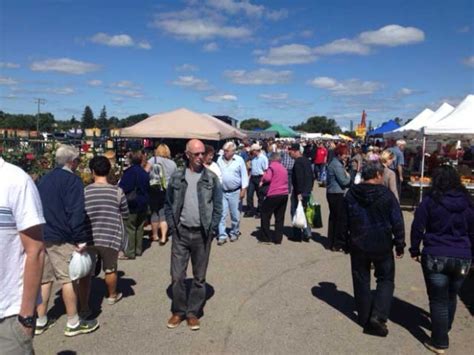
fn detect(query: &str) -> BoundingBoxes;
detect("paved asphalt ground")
[35,185,472,355]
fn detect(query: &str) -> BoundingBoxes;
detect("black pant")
[260,195,288,244]
[350,251,395,327]
[247,175,264,213]
[171,225,212,318]
[326,193,346,249]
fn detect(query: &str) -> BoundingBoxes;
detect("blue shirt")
[389,146,404,169]
[217,154,249,191]
[250,153,269,176]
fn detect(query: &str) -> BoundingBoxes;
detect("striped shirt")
[84,183,129,251]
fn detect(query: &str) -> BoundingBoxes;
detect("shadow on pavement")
[57,351,77,355]
[166,280,215,318]
[47,271,136,321]
[311,282,431,344]
[459,273,474,315]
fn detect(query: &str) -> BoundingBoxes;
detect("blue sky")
[1,0,473,129]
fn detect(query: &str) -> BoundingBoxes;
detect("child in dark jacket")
[338,160,405,338]
[410,165,474,354]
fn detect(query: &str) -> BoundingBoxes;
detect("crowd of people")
[1,136,473,355]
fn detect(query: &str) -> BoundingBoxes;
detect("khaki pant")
[0,316,34,355]
[42,242,76,284]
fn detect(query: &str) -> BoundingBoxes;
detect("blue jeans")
[421,254,471,349]
[218,189,241,240]
[313,164,326,182]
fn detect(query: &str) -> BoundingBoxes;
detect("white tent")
[384,108,434,139]
[425,95,474,137]
[120,108,247,140]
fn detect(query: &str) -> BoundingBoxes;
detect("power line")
[34,98,46,135]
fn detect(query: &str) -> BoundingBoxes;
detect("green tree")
[97,105,108,129]
[240,118,271,131]
[292,116,341,134]
[81,106,95,129]
[38,113,55,132]
[108,116,120,128]
[119,113,149,128]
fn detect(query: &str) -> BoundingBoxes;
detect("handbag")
[305,195,323,228]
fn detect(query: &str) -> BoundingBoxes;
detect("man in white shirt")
[216,142,249,245]
[0,157,45,355]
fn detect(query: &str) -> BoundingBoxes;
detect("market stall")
[120,108,247,140]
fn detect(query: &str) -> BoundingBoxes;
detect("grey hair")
[223,141,236,151]
[269,152,281,162]
[361,160,384,181]
[396,139,406,146]
[55,145,79,165]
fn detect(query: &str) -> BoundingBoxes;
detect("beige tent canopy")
[120,108,247,141]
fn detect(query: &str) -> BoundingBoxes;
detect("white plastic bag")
[292,200,307,229]
[69,251,92,281]
[354,172,362,185]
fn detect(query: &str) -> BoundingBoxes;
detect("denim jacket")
[326,157,351,194]
[165,167,223,239]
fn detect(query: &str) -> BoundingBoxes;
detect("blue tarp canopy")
[367,120,400,136]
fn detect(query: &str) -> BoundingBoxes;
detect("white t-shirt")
[206,162,223,183]
[0,158,45,319]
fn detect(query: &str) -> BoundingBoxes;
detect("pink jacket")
[262,161,289,197]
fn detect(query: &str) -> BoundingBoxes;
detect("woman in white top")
[204,145,222,183]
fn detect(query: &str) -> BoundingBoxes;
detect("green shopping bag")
[305,195,323,229]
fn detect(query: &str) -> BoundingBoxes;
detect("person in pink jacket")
[259,152,289,244]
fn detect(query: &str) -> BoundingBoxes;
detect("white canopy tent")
[425,95,474,138]
[384,108,434,139]
[120,108,247,141]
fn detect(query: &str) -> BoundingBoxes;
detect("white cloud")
[204,93,237,102]
[205,0,287,20]
[463,56,474,67]
[259,93,289,100]
[300,30,313,38]
[0,62,20,69]
[172,75,211,90]
[91,33,134,47]
[308,76,383,96]
[0,76,19,85]
[30,58,100,75]
[314,38,370,55]
[152,14,252,40]
[90,33,152,49]
[358,24,425,47]
[203,42,219,52]
[46,87,75,95]
[176,64,199,72]
[225,68,292,85]
[111,80,137,88]
[457,26,470,33]
[87,79,103,87]
[398,87,414,96]
[258,44,317,65]
[206,0,264,17]
[108,89,143,98]
[137,41,152,50]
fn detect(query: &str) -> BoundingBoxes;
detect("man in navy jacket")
[36,145,98,337]
[338,160,405,338]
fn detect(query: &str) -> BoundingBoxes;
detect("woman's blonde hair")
[380,149,395,164]
[155,144,171,159]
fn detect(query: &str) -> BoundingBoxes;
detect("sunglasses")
[189,151,205,157]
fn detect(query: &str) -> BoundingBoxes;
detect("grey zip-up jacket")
[165,167,223,239]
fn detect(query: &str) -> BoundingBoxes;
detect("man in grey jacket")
[165,139,222,331]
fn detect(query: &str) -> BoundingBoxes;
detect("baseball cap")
[250,143,262,151]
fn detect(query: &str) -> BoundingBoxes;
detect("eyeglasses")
[189,152,205,157]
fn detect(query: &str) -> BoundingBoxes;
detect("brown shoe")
[167,314,183,329]
[187,317,200,331]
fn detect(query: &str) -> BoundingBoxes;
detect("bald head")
[186,139,206,172]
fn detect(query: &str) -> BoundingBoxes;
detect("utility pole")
[34,98,46,136]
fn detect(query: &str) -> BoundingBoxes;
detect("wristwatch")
[18,315,36,328]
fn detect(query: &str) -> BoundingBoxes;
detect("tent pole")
[419,134,427,203]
